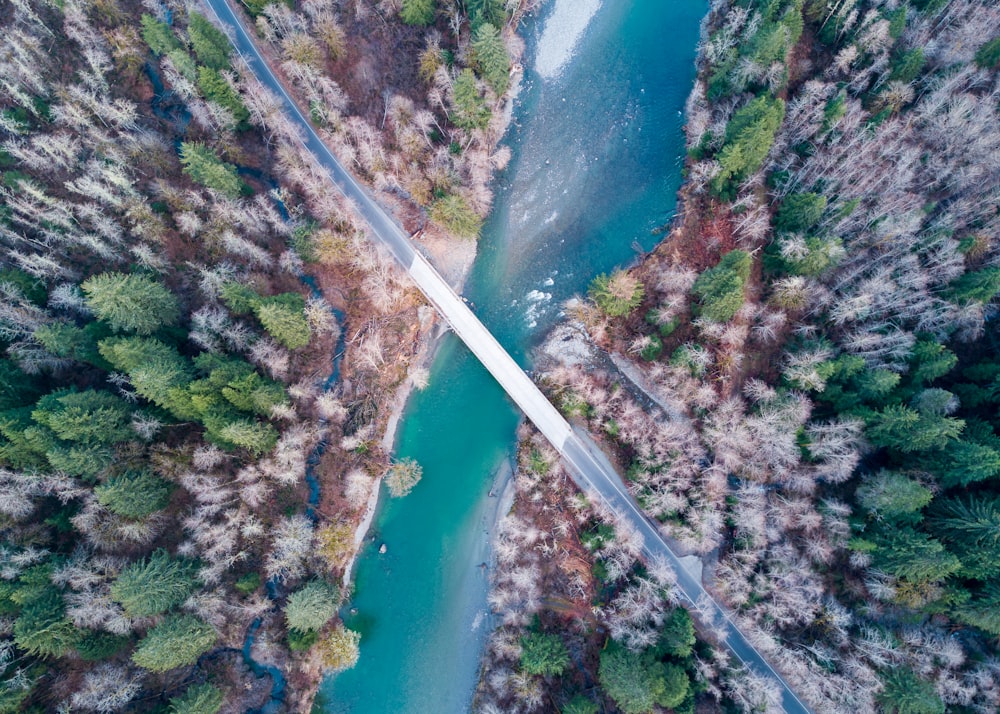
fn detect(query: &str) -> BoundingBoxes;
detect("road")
[198,2,813,711]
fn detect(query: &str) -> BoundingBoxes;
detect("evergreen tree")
[187,12,231,71]
[519,632,570,677]
[132,614,217,672]
[169,683,224,714]
[111,550,198,618]
[285,580,339,633]
[472,23,510,94]
[952,583,1000,635]
[656,607,696,659]
[774,192,827,232]
[385,458,423,497]
[975,37,1000,69]
[924,440,1000,488]
[877,667,945,714]
[710,96,785,197]
[98,337,197,420]
[255,295,311,349]
[562,696,599,714]
[856,471,932,523]
[928,496,1000,579]
[141,14,181,56]
[81,272,179,335]
[215,419,278,456]
[870,527,962,583]
[400,0,435,26]
[31,389,133,445]
[451,69,490,131]
[13,588,79,658]
[196,67,250,128]
[429,194,484,239]
[317,626,361,671]
[691,250,751,322]
[95,470,175,519]
[599,641,689,714]
[589,270,645,317]
[179,142,245,198]
[866,404,963,453]
[948,267,1000,304]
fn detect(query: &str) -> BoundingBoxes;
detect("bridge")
[197,2,813,711]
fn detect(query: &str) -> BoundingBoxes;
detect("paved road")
[198,2,813,711]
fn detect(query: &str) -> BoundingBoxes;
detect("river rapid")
[317,0,704,711]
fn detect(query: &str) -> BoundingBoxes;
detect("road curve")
[197,2,813,711]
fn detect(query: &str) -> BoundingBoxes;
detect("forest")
[477,0,1000,712]
[0,0,523,710]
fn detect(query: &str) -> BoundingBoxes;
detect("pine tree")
[589,270,645,317]
[81,273,179,335]
[871,527,961,583]
[111,550,198,618]
[856,471,932,523]
[599,641,690,714]
[866,405,964,453]
[132,614,217,672]
[255,295,311,349]
[451,69,490,131]
[31,389,133,445]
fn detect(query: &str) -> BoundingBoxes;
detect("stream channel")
[318,0,704,711]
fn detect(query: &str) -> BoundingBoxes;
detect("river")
[316,0,704,711]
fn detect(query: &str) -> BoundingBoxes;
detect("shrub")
[430,194,483,239]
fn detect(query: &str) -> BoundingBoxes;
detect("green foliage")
[197,67,250,128]
[285,580,339,633]
[877,668,945,714]
[451,69,490,131]
[640,334,663,361]
[856,471,932,523]
[98,337,197,419]
[711,96,784,197]
[975,37,1000,69]
[870,527,961,583]
[924,440,1000,488]
[771,234,844,276]
[589,270,645,317]
[188,12,231,71]
[909,340,957,385]
[215,419,278,456]
[32,389,133,444]
[948,267,1000,304]
[169,683,224,714]
[430,193,483,239]
[81,272,179,335]
[13,588,79,658]
[132,613,217,672]
[561,695,599,714]
[255,294,311,349]
[288,628,319,651]
[656,607,695,659]
[691,250,751,322]
[179,142,245,198]
[472,23,510,94]
[400,0,435,26]
[0,268,46,305]
[928,496,1000,580]
[599,641,690,714]
[0,360,42,411]
[75,630,131,661]
[95,470,175,519]
[888,47,925,83]
[234,572,261,595]
[141,14,181,56]
[519,632,570,677]
[219,282,260,314]
[33,322,111,369]
[775,192,827,232]
[951,583,1000,634]
[865,404,964,453]
[111,550,198,618]
[468,0,506,28]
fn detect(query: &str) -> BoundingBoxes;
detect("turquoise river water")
[317,0,704,711]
